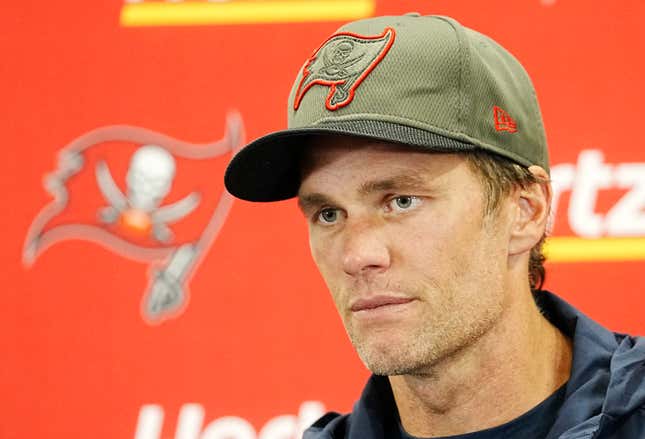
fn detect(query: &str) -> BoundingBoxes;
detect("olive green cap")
[225,13,549,202]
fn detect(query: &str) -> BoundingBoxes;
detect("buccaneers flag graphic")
[23,113,244,324]
[294,27,395,111]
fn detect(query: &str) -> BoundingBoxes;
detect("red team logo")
[23,113,244,324]
[293,27,395,111]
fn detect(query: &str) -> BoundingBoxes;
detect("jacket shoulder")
[303,412,350,439]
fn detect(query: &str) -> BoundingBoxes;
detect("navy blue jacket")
[304,291,645,438]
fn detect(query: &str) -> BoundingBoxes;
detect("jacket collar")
[536,291,615,438]
[538,291,645,438]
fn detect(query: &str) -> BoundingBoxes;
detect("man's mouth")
[350,296,415,313]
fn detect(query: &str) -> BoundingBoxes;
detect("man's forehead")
[304,135,411,156]
[300,135,428,174]
[298,136,471,199]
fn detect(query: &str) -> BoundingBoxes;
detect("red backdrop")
[3,1,644,437]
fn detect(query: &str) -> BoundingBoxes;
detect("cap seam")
[433,16,469,134]
[530,83,548,161]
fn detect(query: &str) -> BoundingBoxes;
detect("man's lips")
[350,296,415,312]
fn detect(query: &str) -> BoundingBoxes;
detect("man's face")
[298,137,514,375]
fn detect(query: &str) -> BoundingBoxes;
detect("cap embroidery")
[293,27,396,111]
[493,106,518,133]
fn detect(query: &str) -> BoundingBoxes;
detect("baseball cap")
[224,13,549,202]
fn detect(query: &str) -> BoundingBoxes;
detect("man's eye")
[318,208,339,224]
[388,196,421,212]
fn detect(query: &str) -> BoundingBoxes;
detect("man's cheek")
[309,235,327,267]
[311,238,341,279]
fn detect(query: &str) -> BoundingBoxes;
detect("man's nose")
[341,220,391,277]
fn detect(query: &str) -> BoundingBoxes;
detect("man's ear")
[508,166,551,256]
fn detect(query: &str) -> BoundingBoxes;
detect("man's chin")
[355,342,424,376]
[363,358,422,376]
[351,330,453,376]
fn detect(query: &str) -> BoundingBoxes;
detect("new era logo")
[493,106,518,133]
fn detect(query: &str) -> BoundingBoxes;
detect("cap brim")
[224,119,477,202]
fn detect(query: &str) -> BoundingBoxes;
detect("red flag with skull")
[23,113,244,324]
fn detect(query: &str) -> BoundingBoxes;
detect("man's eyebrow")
[297,193,335,214]
[357,173,429,196]
[297,173,430,213]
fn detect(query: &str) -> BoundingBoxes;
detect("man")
[224,14,645,439]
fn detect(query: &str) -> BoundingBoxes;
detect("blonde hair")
[463,150,547,291]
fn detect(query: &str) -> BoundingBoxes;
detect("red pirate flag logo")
[23,113,244,324]
[293,27,395,111]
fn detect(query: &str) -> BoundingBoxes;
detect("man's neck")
[389,290,573,438]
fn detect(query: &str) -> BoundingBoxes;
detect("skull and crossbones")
[96,145,200,243]
[321,40,364,77]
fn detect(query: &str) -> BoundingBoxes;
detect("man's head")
[297,136,550,374]
[224,14,551,374]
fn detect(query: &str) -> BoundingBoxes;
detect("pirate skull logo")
[330,41,354,64]
[127,145,175,211]
[96,145,200,243]
[321,40,364,78]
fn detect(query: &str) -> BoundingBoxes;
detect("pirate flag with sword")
[23,113,244,323]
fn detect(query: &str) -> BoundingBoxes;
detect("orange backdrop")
[3,0,644,438]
